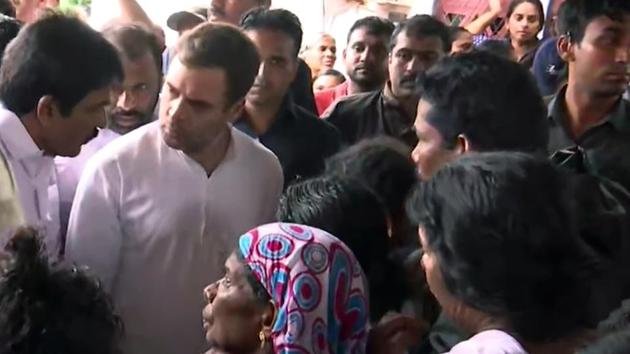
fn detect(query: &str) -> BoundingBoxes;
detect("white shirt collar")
[0,108,43,161]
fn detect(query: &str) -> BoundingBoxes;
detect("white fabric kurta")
[65,121,283,354]
[55,128,120,239]
[0,108,59,255]
[445,330,528,354]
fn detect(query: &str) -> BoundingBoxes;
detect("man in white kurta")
[0,109,59,253]
[0,15,123,256]
[66,23,284,354]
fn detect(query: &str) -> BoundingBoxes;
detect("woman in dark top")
[505,0,545,69]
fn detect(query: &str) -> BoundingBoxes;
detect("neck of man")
[186,126,232,177]
[245,97,283,136]
[564,77,620,140]
[348,79,381,95]
[384,82,418,120]
[20,113,49,155]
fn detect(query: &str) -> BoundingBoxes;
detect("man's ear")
[454,134,471,155]
[557,35,575,63]
[36,95,58,128]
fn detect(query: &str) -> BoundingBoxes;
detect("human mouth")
[209,8,225,21]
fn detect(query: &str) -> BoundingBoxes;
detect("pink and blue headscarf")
[238,223,369,354]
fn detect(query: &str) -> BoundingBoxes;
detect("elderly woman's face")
[202,253,267,353]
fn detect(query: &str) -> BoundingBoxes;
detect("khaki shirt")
[0,150,23,232]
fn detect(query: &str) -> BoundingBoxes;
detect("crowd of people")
[0,0,629,353]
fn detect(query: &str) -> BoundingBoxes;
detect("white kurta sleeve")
[65,157,122,293]
[265,157,284,223]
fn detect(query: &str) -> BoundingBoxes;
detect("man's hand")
[489,0,503,16]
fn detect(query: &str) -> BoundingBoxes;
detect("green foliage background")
[59,0,91,12]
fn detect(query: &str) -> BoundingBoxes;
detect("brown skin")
[303,35,337,78]
[244,29,298,135]
[209,0,267,26]
[418,227,591,354]
[13,0,58,24]
[313,74,344,92]
[410,99,467,180]
[344,27,390,94]
[159,58,242,175]
[450,31,474,55]
[202,253,275,354]
[558,15,630,140]
[418,228,506,336]
[109,52,161,135]
[388,32,446,118]
[506,2,543,61]
[21,86,113,157]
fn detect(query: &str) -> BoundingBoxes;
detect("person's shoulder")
[88,122,160,170]
[231,127,283,183]
[447,330,527,354]
[292,104,341,138]
[323,90,380,118]
[231,127,280,165]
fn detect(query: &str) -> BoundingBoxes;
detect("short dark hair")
[177,22,260,106]
[475,39,515,60]
[317,69,346,83]
[417,51,548,153]
[0,14,20,63]
[347,16,395,45]
[507,0,545,32]
[557,0,630,44]
[277,174,407,321]
[390,15,452,53]
[102,22,162,77]
[325,136,417,220]
[407,152,601,342]
[240,8,303,57]
[0,14,123,117]
[0,0,14,17]
[0,228,123,353]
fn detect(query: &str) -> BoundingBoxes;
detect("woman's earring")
[259,331,266,349]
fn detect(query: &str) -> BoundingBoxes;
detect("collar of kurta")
[0,108,45,162]
[548,85,630,132]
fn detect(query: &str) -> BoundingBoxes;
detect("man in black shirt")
[549,0,630,191]
[236,8,341,187]
[323,15,451,148]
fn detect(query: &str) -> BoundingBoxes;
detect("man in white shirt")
[55,23,162,239]
[0,15,123,255]
[66,23,283,354]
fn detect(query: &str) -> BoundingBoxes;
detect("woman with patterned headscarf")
[202,222,369,354]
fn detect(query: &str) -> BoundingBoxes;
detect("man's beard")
[107,109,155,135]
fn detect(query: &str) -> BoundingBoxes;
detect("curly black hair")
[0,228,123,354]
